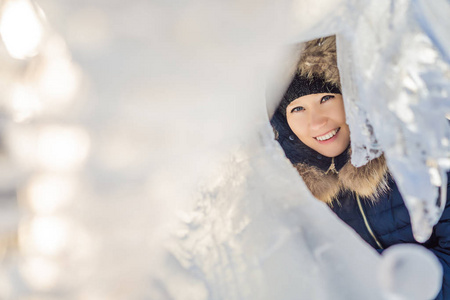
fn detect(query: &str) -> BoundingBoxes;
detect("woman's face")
[286,93,350,158]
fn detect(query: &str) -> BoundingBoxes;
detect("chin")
[318,149,346,158]
[313,144,349,158]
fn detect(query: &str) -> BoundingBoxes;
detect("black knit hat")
[277,74,341,117]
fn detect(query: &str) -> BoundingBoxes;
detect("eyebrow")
[287,99,305,107]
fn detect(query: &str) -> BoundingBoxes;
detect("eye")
[290,106,305,113]
[320,95,335,103]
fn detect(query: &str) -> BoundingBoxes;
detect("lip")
[314,128,338,139]
[314,127,340,144]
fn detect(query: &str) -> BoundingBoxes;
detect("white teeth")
[315,128,339,141]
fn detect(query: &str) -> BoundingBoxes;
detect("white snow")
[0,0,447,299]
[379,244,443,300]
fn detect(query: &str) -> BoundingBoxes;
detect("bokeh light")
[36,125,90,171]
[25,174,76,214]
[20,257,59,290]
[9,84,42,122]
[0,0,45,59]
[37,53,81,105]
[7,125,90,170]
[20,216,70,256]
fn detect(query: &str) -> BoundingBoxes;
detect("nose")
[309,110,327,132]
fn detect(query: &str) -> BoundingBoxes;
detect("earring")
[289,135,295,141]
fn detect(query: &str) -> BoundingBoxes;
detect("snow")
[379,244,443,300]
[0,0,447,299]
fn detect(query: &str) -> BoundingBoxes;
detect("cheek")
[339,108,347,123]
[328,105,346,124]
[287,117,308,139]
[341,126,350,140]
[335,100,347,122]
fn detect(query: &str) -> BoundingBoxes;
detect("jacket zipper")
[356,194,384,249]
[326,157,338,174]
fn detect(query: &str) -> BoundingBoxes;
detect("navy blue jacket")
[330,175,450,300]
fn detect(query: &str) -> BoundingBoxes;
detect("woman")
[271,36,450,299]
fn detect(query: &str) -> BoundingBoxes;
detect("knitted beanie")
[277,74,340,117]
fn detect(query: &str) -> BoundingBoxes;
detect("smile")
[314,128,340,141]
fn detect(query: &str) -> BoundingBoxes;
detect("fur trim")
[297,36,341,90]
[294,163,341,204]
[294,153,390,205]
[339,155,390,202]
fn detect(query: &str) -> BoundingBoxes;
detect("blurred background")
[0,0,448,299]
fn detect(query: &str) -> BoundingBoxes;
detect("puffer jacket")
[270,34,450,299]
[331,174,450,300]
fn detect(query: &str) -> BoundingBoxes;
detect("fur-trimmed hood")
[271,35,390,204]
[297,35,341,89]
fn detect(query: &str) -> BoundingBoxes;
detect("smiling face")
[286,93,350,158]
